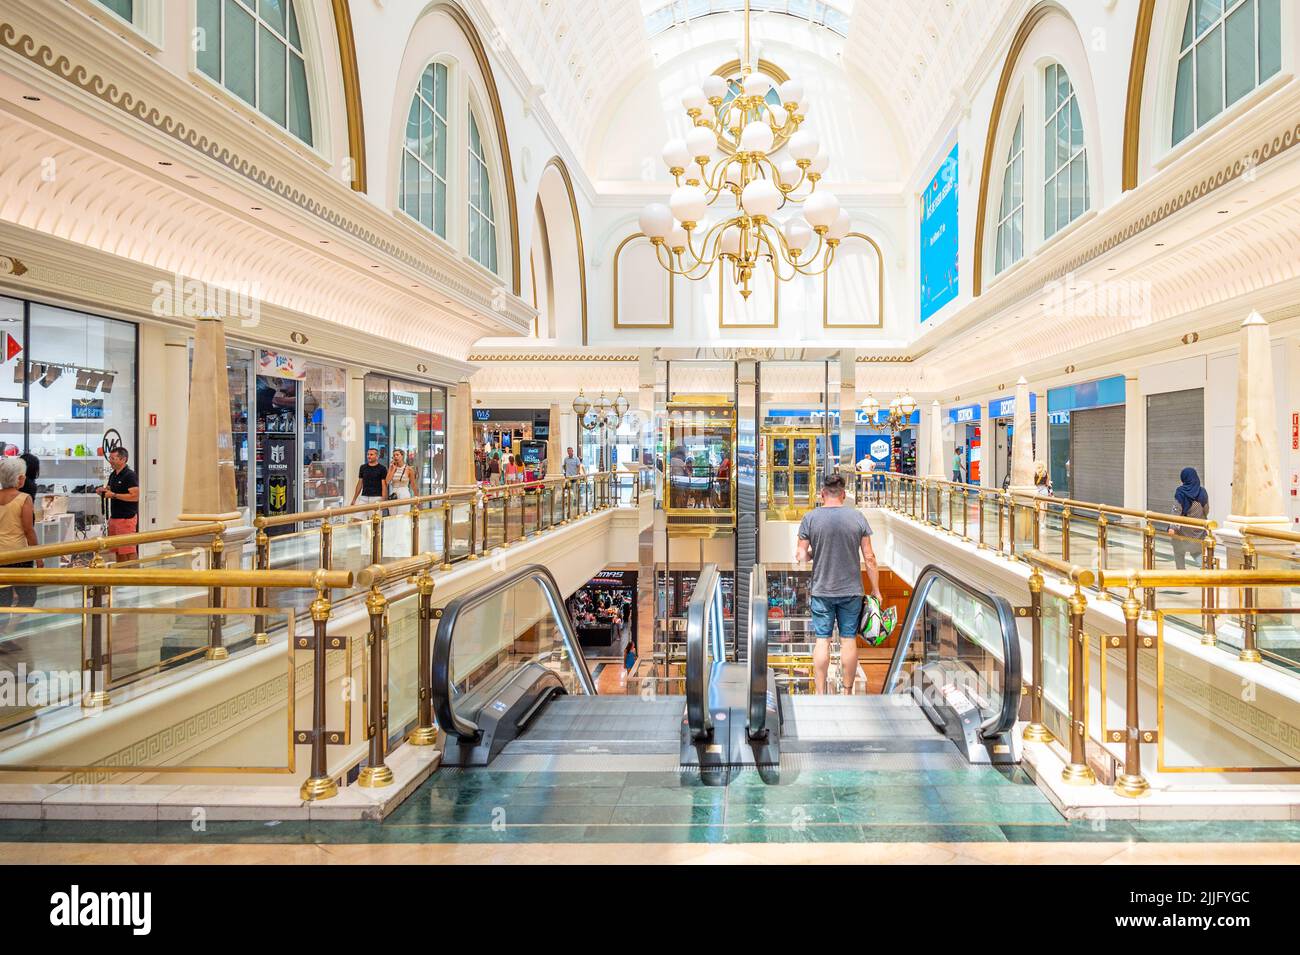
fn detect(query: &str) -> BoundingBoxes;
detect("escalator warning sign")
[491,700,508,712]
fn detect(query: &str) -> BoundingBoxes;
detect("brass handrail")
[355,553,439,590]
[0,567,352,589]
[1022,550,1096,588]
[1241,524,1300,546]
[1096,567,1300,588]
[0,520,229,565]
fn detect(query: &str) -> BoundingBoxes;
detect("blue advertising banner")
[919,140,959,323]
[1047,375,1126,413]
[855,433,893,465]
[948,403,981,424]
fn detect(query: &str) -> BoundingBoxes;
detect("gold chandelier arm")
[754,226,802,284]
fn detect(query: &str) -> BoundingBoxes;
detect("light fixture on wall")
[639,0,846,300]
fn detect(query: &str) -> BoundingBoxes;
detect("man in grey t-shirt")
[796,472,882,694]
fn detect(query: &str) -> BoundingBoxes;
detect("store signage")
[258,350,305,380]
[390,390,419,411]
[919,139,959,323]
[1047,375,1125,413]
[1293,413,1298,451]
[869,438,890,461]
[989,393,1038,419]
[0,331,21,363]
[71,399,104,419]
[473,409,491,421]
[1048,411,1071,425]
[948,403,980,424]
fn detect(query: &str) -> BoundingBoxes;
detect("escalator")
[682,562,1023,769]
[431,560,1021,772]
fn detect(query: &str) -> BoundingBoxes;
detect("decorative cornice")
[468,353,639,362]
[855,355,913,363]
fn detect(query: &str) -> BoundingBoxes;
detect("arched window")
[195,0,313,146]
[994,112,1024,275]
[468,111,498,273]
[95,0,134,21]
[1172,0,1282,145]
[1043,63,1088,240]
[399,63,450,238]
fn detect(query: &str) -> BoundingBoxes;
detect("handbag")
[857,595,897,647]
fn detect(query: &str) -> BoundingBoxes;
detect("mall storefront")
[1047,375,1126,506]
[0,296,138,541]
[947,402,982,484]
[364,374,448,496]
[474,408,550,477]
[989,393,1037,488]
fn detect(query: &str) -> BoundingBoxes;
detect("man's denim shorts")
[810,595,862,640]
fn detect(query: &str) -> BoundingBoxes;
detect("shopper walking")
[487,450,502,486]
[796,472,882,695]
[1172,466,1209,570]
[952,449,964,484]
[351,447,388,506]
[1033,462,1053,495]
[97,447,140,561]
[563,447,583,477]
[0,457,38,618]
[387,449,413,509]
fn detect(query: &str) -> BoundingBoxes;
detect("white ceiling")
[484,0,1019,177]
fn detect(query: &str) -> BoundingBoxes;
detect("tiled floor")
[4,764,1300,854]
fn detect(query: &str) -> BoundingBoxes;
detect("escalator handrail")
[685,562,722,741]
[746,563,768,735]
[882,564,1022,739]
[431,563,596,742]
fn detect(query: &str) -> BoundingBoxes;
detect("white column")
[447,380,475,488]
[979,401,993,488]
[1226,311,1288,528]
[1123,375,1145,510]
[840,351,857,488]
[1010,376,1035,489]
[155,333,189,529]
[1034,390,1048,476]
[346,368,366,492]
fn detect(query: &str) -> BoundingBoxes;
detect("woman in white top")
[387,450,414,510]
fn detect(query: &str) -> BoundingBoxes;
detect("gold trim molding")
[613,233,674,330]
[823,231,884,329]
[542,157,589,345]
[429,2,522,296]
[712,58,790,85]
[854,355,912,363]
[972,1,1056,298]
[0,254,28,277]
[330,0,367,193]
[1122,0,1157,192]
[468,353,639,362]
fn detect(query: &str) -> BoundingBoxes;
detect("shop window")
[1042,62,1088,240]
[301,363,346,508]
[1172,0,1282,145]
[95,0,134,22]
[195,0,314,146]
[226,347,254,512]
[364,376,446,494]
[994,112,1024,274]
[21,305,138,536]
[468,110,498,273]
[399,62,449,239]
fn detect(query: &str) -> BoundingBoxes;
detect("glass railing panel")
[1243,547,1300,672]
[416,506,443,558]
[1064,506,1101,574]
[1102,514,1146,596]
[1156,608,1299,770]
[482,496,507,550]
[266,526,321,575]
[380,509,413,561]
[1039,590,1072,743]
[1010,497,1037,555]
[449,501,472,560]
[386,590,421,748]
[0,580,97,730]
[1149,520,1210,617]
[330,518,370,579]
[1039,504,1066,561]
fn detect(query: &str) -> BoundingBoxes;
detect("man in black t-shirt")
[97,446,140,561]
[351,447,387,505]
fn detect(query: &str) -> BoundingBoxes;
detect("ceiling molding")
[329,0,367,192]
[1121,0,1157,192]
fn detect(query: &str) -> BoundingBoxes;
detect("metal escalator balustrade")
[430,563,596,766]
[882,563,1022,762]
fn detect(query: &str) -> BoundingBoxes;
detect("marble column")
[1010,377,1036,489]
[979,401,993,488]
[449,380,475,488]
[927,400,945,478]
[1123,376,1145,510]
[1226,311,1288,529]
[179,317,240,525]
[157,335,190,529]
[839,351,857,493]
[546,403,561,477]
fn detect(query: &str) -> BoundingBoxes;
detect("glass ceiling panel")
[641,0,855,39]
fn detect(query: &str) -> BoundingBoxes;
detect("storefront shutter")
[1145,389,1205,514]
[1069,406,1126,506]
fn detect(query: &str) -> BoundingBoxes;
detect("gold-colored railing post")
[1031,499,1042,552]
[410,503,421,556]
[1095,514,1109,597]
[1115,587,1150,797]
[961,486,969,539]
[996,492,1007,554]
[370,508,383,565]
[358,585,393,788]
[561,479,570,523]
[300,583,338,801]
[82,561,110,707]
[1141,521,1156,615]
[1024,567,1052,743]
[947,484,955,531]
[467,494,480,560]
[441,500,453,570]
[1006,494,1017,559]
[253,526,270,645]
[1061,505,1072,562]
[1062,585,1096,786]
[205,535,228,661]
[976,491,986,548]
[408,567,438,746]
[1239,540,1262,663]
[1202,531,1217,645]
[320,520,334,571]
[535,486,544,536]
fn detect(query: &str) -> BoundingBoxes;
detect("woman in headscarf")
[1033,462,1053,495]
[1172,467,1209,569]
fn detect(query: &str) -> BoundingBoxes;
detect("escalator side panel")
[439,662,567,767]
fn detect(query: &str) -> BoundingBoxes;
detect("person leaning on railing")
[0,456,38,616]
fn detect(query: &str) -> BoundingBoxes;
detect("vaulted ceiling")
[484,0,1020,177]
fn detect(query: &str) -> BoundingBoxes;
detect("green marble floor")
[2,765,1300,845]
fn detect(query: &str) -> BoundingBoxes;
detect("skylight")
[641,0,854,40]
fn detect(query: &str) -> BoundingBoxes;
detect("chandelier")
[638,0,848,299]
[861,392,917,432]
